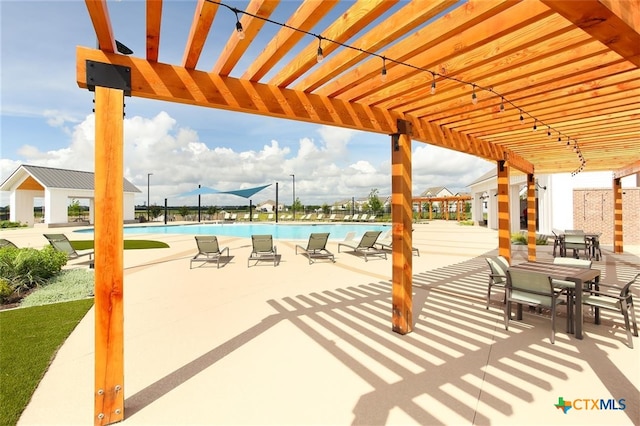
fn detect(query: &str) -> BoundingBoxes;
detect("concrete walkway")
[6,221,639,425]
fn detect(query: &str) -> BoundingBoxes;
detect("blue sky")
[1,0,494,208]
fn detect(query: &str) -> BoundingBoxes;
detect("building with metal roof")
[0,164,140,226]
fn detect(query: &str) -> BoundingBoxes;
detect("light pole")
[147,173,153,221]
[290,174,295,220]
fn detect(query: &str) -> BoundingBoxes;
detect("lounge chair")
[43,233,94,260]
[375,230,420,256]
[316,213,324,221]
[367,215,376,222]
[328,214,337,221]
[190,236,230,269]
[242,213,250,221]
[0,238,17,248]
[343,215,351,221]
[351,214,359,221]
[248,234,278,267]
[295,233,335,264]
[338,230,386,261]
[267,213,274,221]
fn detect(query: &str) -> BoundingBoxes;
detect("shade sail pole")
[94,86,125,425]
[391,120,413,335]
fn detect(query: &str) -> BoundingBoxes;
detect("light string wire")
[209,0,586,174]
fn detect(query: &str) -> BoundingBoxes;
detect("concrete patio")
[6,220,639,425]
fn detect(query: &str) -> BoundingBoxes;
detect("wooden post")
[497,160,511,264]
[391,128,413,335]
[613,177,623,253]
[94,86,125,425]
[527,174,536,261]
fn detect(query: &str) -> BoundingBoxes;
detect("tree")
[292,197,303,214]
[68,199,82,220]
[149,204,162,220]
[206,205,218,220]
[321,203,330,214]
[368,188,383,214]
[178,205,190,220]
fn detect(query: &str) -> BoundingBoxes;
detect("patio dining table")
[508,261,601,340]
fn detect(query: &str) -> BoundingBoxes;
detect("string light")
[316,36,324,63]
[232,7,245,40]
[533,120,537,131]
[209,0,587,174]
[381,57,387,82]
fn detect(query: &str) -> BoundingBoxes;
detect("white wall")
[11,189,42,226]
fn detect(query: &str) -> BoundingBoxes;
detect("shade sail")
[176,184,271,199]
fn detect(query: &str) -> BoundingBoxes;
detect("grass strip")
[0,299,94,425]
[72,239,169,250]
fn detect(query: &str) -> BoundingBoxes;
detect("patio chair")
[563,232,589,259]
[190,236,230,269]
[43,233,94,260]
[582,272,640,348]
[295,233,335,264]
[0,238,17,249]
[504,268,568,344]
[248,234,278,267]
[551,229,565,257]
[485,256,509,309]
[337,230,386,261]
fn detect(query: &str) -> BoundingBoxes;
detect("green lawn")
[72,239,169,250]
[0,299,94,425]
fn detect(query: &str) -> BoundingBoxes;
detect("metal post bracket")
[86,60,131,96]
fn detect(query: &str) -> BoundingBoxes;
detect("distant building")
[0,164,140,227]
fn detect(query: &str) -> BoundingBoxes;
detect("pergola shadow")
[124,248,639,424]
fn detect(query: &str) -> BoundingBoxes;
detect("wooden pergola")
[413,195,472,221]
[76,1,640,424]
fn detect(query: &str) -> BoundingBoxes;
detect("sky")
[0,0,494,208]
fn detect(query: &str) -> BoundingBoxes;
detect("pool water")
[76,222,390,240]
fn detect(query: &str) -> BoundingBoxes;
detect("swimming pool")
[75,222,390,240]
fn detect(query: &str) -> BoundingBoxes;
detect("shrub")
[0,278,12,303]
[0,246,67,295]
[20,269,94,307]
[0,221,26,229]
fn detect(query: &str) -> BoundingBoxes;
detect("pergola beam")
[76,46,532,170]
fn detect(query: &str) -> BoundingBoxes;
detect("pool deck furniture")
[338,230,386,262]
[295,232,335,265]
[43,233,94,261]
[248,234,278,267]
[508,261,601,340]
[190,236,230,269]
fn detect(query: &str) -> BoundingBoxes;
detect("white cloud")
[1,111,494,207]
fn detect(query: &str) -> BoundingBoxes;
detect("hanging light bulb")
[566,137,570,147]
[499,97,505,112]
[547,127,551,137]
[430,73,436,95]
[533,120,537,131]
[471,85,478,105]
[558,133,561,142]
[233,9,245,40]
[519,110,524,122]
[316,36,324,63]
[380,57,387,82]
